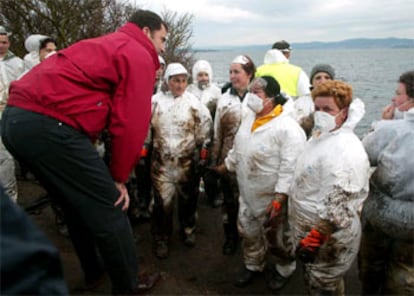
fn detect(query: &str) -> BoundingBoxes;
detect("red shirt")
[8,23,159,182]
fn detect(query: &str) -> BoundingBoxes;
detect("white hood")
[192,60,213,83]
[341,98,365,131]
[24,34,48,52]
[263,49,289,64]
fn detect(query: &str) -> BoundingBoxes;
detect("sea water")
[195,48,414,137]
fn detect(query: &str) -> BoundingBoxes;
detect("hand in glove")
[139,145,149,165]
[140,146,149,158]
[263,200,281,228]
[263,193,286,228]
[296,228,329,263]
[198,147,209,168]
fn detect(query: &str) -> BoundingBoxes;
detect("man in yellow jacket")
[256,40,310,100]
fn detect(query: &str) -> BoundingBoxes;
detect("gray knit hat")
[310,64,335,83]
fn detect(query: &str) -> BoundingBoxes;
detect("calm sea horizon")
[195,48,414,137]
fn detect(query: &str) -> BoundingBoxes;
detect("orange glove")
[140,146,149,158]
[200,148,209,160]
[263,200,282,228]
[299,229,327,249]
[297,228,329,263]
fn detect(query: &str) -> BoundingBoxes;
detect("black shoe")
[85,271,106,290]
[265,265,290,291]
[211,198,223,208]
[183,232,196,247]
[153,240,169,259]
[234,268,259,288]
[136,271,161,292]
[222,238,238,255]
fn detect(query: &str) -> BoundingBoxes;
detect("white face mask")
[312,111,338,137]
[247,93,264,113]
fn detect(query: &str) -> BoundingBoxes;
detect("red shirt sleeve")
[108,46,155,182]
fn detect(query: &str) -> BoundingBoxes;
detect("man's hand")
[382,104,395,120]
[114,182,129,211]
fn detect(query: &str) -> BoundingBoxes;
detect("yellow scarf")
[251,104,283,132]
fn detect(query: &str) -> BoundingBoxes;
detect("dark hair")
[399,70,414,98]
[251,76,287,106]
[129,9,168,32]
[239,55,256,82]
[39,37,57,50]
[272,40,291,51]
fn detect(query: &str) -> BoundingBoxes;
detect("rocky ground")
[18,179,362,295]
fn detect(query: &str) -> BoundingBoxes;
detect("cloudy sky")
[134,0,414,48]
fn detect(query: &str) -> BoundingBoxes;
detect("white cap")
[0,26,11,36]
[164,63,188,81]
[158,55,165,65]
[24,34,48,52]
[232,55,249,65]
[192,60,213,82]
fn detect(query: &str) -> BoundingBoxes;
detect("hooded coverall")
[359,108,414,295]
[225,99,306,273]
[0,50,23,202]
[289,99,370,295]
[149,90,212,242]
[211,87,250,245]
[187,60,222,205]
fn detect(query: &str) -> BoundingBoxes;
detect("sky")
[133,0,414,48]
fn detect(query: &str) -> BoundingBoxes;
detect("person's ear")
[142,27,151,39]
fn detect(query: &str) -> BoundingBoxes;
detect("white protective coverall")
[289,98,370,294]
[0,49,23,202]
[359,108,414,295]
[187,60,221,118]
[211,87,250,243]
[212,88,250,165]
[225,98,306,272]
[149,89,212,239]
[0,52,23,111]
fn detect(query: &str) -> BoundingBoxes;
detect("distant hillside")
[293,37,414,49]
[195,37,414,51]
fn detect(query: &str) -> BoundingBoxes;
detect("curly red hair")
[311,80,353,109]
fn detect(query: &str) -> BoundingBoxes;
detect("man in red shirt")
[1,9,167,294]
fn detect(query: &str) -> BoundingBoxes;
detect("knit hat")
[272,40,291,52]
[164,63,188,81]
[310,64,335,83]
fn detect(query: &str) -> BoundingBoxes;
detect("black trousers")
[134,155,152,210]
[220,173,239,239]
[1,106,138,294]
